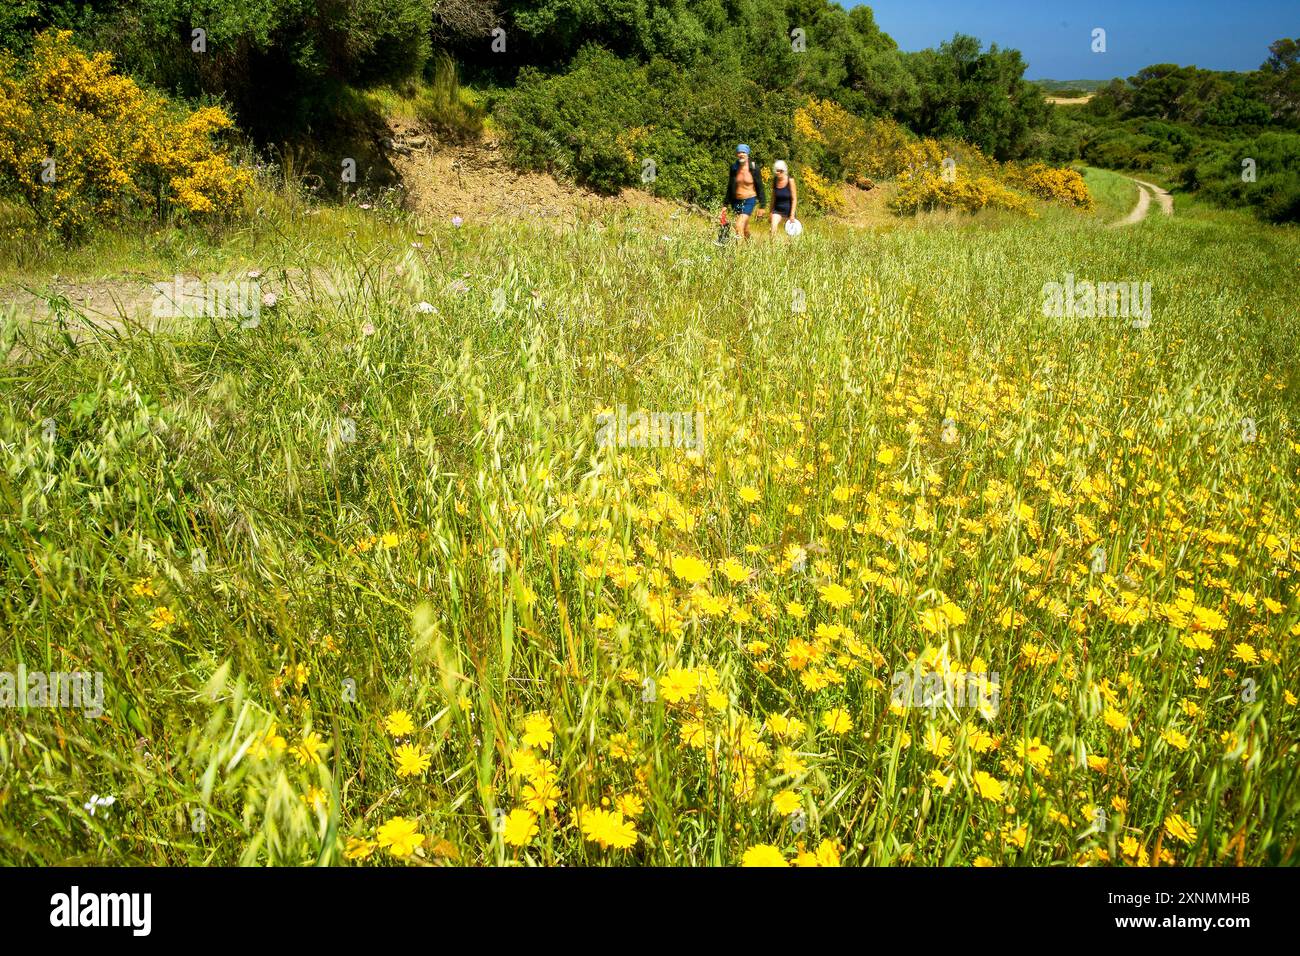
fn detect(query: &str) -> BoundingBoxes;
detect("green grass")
[0,190,412,285]
[1081,166,1140,221]
[1,196,1297,866]
[341,55,484,141]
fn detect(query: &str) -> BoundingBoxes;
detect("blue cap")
[737,144,750,154]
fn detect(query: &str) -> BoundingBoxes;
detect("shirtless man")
[725,144,766,242]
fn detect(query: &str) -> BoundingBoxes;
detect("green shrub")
[496,47,792,205]
[497,48,652,194]
[112,0,437,141]
[1197,131,1300,223]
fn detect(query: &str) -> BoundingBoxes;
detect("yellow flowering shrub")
[792,97,1025,211]
[890,168,1036,217]
[616,125,651,165]
[937,139,1002,180]
[793,97,872,180]
[0,30,252,240]
[794,97,920,182]
[861,118,917,178]
[1008,162,1095,209]
[790,95,1090,221]
[797,164,844,214]
[892,137,947,177]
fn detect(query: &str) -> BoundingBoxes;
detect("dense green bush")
[123,0,439,138]
[1081,129,1161,171]
[0,1,442,141]
[497,48,652,194]
[897,34,1050,161]
[1192,132,1300,223]
[1138,121,1195,160]
[497,46,792,205]
[1088,58,1294,130]
[0,1,117,56]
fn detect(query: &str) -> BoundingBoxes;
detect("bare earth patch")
[387,121,683,227]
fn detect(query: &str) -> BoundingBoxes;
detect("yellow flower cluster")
[1010,162,1096,209]
[793,97,918,182]
[0,30,252,239]
[890,167,1038,217]
[791,95,1091,217]
[797,163,844,214]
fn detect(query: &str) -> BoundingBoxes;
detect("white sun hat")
[785,218,803,237]
[773,160,788,173]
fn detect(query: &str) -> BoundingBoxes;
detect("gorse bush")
[792,98,948,184]
[0,30,251,239]
[1010,163,1095,210]
[890,168,1036,217]
[793,97,877,183]
[796,164,844,213]
[790,96,1088,217]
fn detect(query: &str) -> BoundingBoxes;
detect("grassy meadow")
[1081,167,1141,221]
[1,194,1298,866]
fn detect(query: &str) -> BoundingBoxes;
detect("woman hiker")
[769,160,797,236]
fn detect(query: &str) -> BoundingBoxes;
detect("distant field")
[1046,92,1096,105]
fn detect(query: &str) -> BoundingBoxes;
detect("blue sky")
[856,1,1295,79]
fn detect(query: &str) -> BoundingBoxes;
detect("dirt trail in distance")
[0,268,340,340]
[1113,176,1175,226]
[1,130,696,332]
[1130,177,1175,216]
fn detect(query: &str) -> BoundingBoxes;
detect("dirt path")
[1113,176,1174,226]
[1131,177,1175,216]
[0,268,347,344]
[1,131,697,334]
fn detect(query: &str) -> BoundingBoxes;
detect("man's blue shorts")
[731,197,758,216]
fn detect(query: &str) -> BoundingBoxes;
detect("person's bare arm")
[790,179,798,221]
